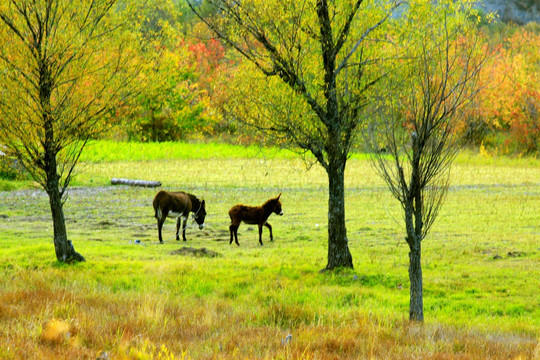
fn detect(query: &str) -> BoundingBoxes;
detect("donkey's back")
[153,190,191,219]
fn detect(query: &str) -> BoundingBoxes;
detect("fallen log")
[111,178,161,187]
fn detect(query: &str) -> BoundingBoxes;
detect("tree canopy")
[0,0,139,262]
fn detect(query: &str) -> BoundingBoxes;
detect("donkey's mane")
[262,197,279,209]
[188,193,203,207]
[177,191,199,201]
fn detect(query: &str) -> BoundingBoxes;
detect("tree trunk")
[44,140,85,263]
[47,181,85,263]
[38,54,84,264]
[408,243,423,321]
[324,158,353,270]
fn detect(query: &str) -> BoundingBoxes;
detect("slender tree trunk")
[46,184,85,263]
[38,53,84,263]
[324,158,353,270]
[408,242,423,321]
[408,152,424,321]
[45,154,85,263]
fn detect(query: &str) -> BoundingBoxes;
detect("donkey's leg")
[264,222,273,241]
[175,218,181,241]
[156,208,167,243]
[234,226,240,246]
[182,216,188,241]
[229,224,235,245]
[230,225,240,246]
[258,224,264,246]
[157,219,165,243]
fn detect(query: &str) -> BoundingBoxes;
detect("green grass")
[0,141,538,359]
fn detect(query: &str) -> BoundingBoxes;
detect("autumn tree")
[118,0,226,141]
[0,0,138,262]
[465,25,540,153]
[188,0,402,270]
[368,1,486,321]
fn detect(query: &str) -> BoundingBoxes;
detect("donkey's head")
[192,200,206,229]
[273,194,283,216]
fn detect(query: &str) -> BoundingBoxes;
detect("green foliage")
[0,155,24,181]
[125,47,206,142]
[210,0,396,153]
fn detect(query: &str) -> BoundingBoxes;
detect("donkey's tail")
[155,206,162,221]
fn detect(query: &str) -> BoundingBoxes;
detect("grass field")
[0,141,538,359]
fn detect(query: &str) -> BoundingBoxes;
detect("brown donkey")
[228,194,283,246]
[153,190,206,243]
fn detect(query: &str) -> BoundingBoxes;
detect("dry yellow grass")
[0,284,537,359]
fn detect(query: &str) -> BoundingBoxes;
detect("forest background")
[16,0,533,156]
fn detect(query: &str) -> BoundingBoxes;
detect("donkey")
[153,190,206,243]
[228,194,283,246]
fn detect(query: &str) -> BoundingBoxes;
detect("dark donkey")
[153,190,206,243]
[228,194,283,246]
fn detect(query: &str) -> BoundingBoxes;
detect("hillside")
[479,0,539,24]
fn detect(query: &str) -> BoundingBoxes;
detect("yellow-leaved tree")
[188,0,403,271]
[367,0,487,321]
[0,0,139,263]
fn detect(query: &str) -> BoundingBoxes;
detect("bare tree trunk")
[41,69,84,263]
[45,148,85,263]
[408,243,423,321]
[47,183,85,263]
[325,158,353,270]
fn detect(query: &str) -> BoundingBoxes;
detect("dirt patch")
[170,246,221,258]
[208,229,230,242]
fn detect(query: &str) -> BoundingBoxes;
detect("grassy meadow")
[0,141,538,359]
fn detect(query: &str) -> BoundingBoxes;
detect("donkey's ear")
[202,200,205,205]
[277,193,281,199]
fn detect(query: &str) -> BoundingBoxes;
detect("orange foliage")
[185,37,239,137]
[459,27,540,153]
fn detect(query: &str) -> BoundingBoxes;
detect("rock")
[493,254,502,260]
